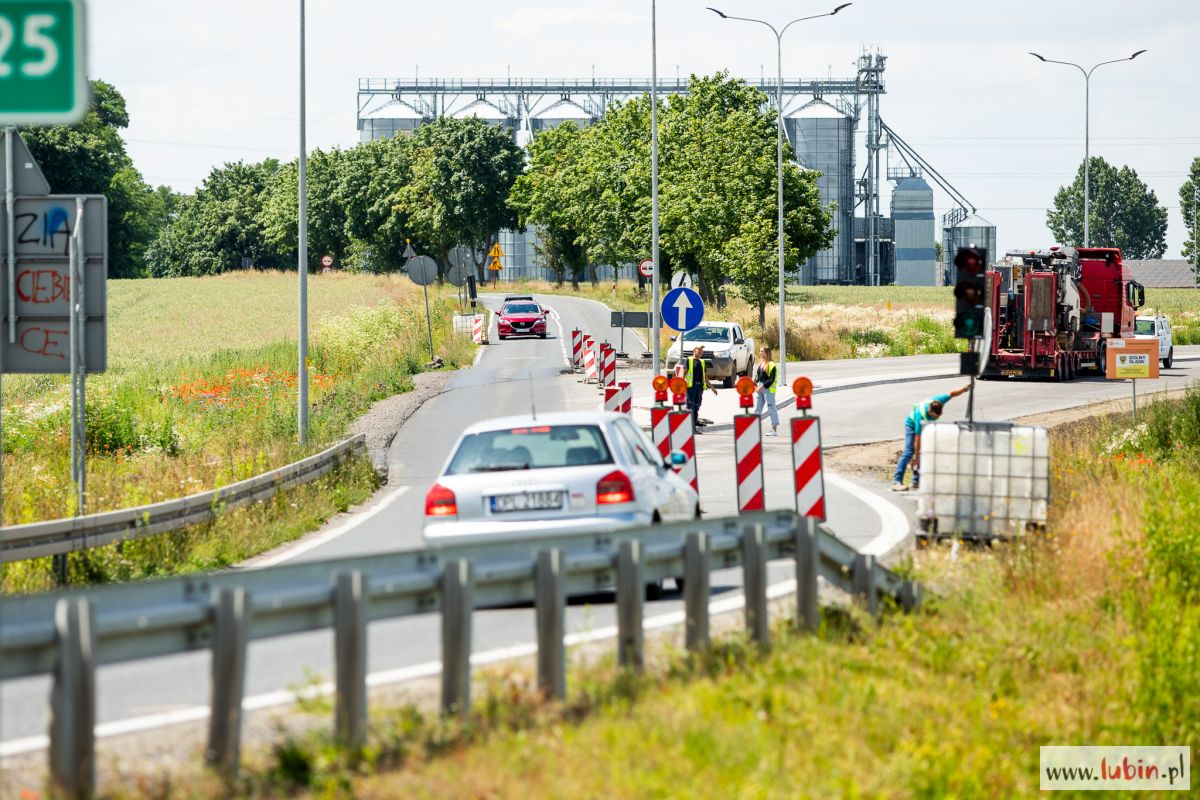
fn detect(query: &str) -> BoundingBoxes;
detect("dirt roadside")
[823,386,1189,483]
[347,370,452,482]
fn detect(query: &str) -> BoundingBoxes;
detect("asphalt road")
[3,295,1197,753]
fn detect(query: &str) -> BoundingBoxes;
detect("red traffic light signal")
[953,247,986,339]
[954,246,985,275]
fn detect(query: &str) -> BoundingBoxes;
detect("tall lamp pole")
[1029,49,1146,247]
[651,0,662,375]
[298,0,310,444]
[709,4,851,384]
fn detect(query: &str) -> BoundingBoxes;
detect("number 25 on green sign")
[0,1,87,124]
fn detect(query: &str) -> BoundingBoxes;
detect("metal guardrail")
[0,435,367,564]
[0,509,919,796]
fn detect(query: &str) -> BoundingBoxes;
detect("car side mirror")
[667,451,688,467]
[734,338,745,345]
[669,335,677,342]
[542,310,549,316]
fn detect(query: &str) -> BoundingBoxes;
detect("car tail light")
[597,470,635,504]
[425,483,458,517]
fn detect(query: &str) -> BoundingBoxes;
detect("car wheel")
[498,334,507,340]
[723,374,735,389]
[694,503,702,520]
[1165,347,1173,369]
[538,332,547,339]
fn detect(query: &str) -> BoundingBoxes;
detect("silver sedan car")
[423,411,699,540]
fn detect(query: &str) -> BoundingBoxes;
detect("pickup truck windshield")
[1134,320,1156,335]
[683,326,732,343]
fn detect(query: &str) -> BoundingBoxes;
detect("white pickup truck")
[1132,315,1174,368]
[665,322,755,388]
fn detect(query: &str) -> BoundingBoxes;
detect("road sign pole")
[423,283,434,361]
[5,127,14,344]
[297,0,309,446]
[1132,378,1137,424]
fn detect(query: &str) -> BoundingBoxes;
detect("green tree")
[338,135,417,272]
[259,147,351,270]
[1046,157,1168,258]
[405,117,525,280]
[1181,157,1200,271]
[22,80,166,277]
[145,160,284,276]
[508,122,590,287]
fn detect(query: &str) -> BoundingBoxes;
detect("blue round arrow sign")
[661,286,704,332]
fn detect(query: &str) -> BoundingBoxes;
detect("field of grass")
[147,387,1196,799]
[517,279,1200,358]
[1,272,474,592]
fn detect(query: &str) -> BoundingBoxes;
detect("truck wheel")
[1164,347,1173,369]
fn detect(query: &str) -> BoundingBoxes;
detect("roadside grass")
[128,386,1199,799]
[0,272,474,592]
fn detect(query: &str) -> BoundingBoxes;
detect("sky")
[88,0,1200,258]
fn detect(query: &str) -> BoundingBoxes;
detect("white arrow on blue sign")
[661,286,704,332]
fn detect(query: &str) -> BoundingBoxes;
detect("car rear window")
[504,303,540,314]
[445,425,614,474]
[1134,320,1155,334]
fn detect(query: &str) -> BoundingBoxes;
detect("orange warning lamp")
[792,376,813,411]
[735,375,756,409]
[652,375,669,404]
[668,376,688,406]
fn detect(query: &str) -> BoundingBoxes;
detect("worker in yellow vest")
[753,346,780,436]
[685,345,718,431]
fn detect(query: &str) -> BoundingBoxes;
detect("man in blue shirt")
[892,384,971,491]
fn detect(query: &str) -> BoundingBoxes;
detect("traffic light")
[953,246,986,339]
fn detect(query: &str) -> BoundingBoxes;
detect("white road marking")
[548,306,570,367]
[0,578,799,758]
[825,472,910,556]
[247,486,412,568]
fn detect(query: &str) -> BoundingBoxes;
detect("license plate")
[489,491,564,513]
[1001,369,1023,376]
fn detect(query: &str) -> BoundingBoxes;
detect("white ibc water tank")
[916,421,1049,538]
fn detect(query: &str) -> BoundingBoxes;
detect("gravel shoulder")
[348,369,453,482]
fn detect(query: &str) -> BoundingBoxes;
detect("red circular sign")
[638,259,654,278]
[321,255,333,267]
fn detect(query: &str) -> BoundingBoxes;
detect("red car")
[497,301,548,339]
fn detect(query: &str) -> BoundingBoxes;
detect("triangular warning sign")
[488,257,503,271]
[488,243,504,259]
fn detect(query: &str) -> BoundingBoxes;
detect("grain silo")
[890,175,937,285]
[943,213,998,279]
[786,99,855,283]
[357,100,424,142]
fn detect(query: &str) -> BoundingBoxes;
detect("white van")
[1133,315,1174,368]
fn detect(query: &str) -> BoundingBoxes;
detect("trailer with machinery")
[981,246,1145,380]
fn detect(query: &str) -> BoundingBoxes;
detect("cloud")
[492,5,642,37]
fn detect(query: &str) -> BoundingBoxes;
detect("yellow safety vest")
[685,356,704,389]
[764,361,778,394]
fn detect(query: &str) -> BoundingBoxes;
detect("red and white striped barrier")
[600,343,616,388]
[734,414,765,512]
[582,346,598,382]
[668,409,698,493]
[571,329,582,367]
[603,386,621,413]
[617,380,632,414]
[791,417,826,520]
[472,314,485,344]
[650,406,671,459]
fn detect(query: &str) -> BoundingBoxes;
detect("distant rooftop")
[1126,259,1197,288]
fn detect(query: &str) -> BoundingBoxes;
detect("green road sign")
[0,0,87,124]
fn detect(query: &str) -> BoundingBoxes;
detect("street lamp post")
[651,0,661,375]
[298,0,310,444]
[1029,49,1146,248]
[709,4,851,385]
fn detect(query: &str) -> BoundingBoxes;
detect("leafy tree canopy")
[1046,156,1168,259]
